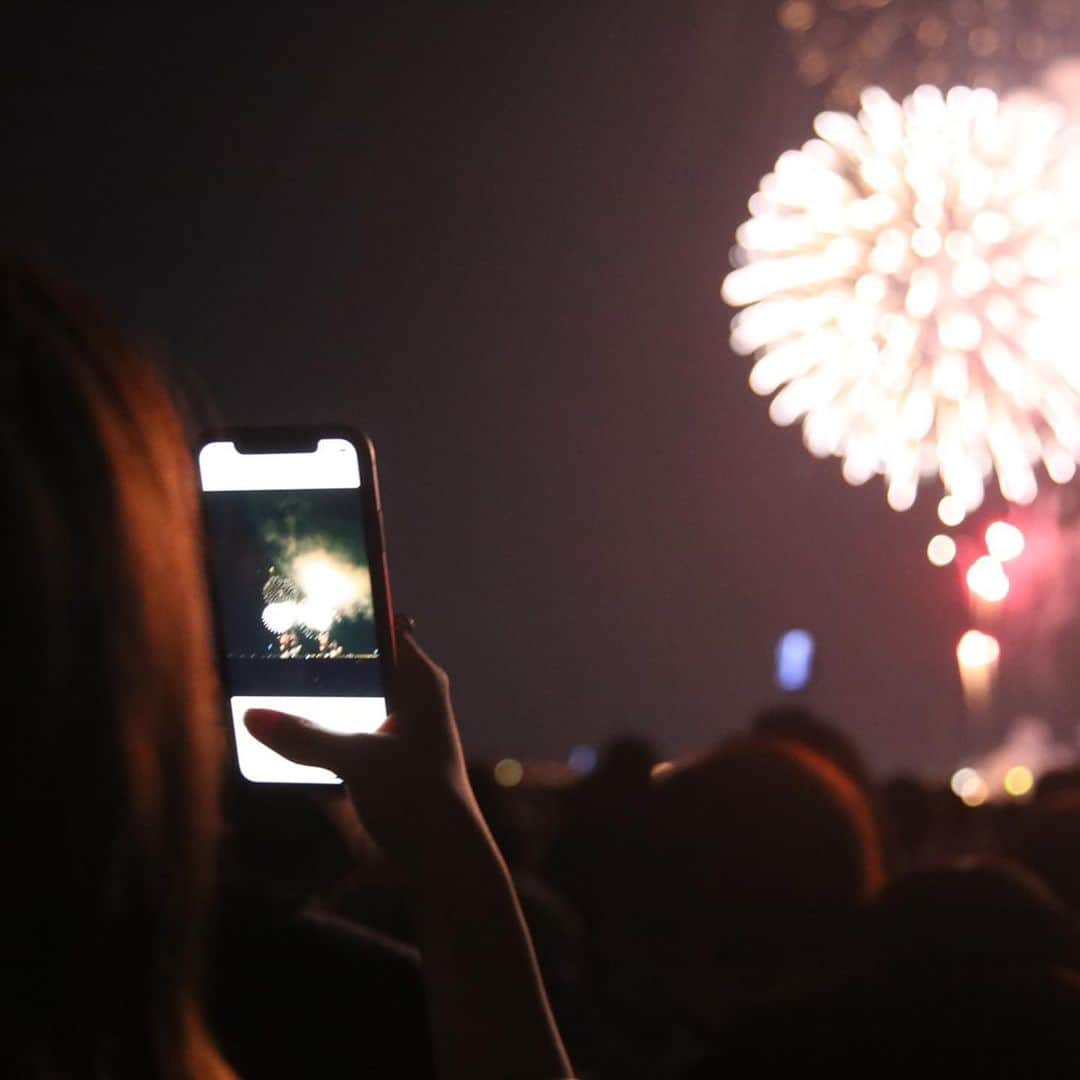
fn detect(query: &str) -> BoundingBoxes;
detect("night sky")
[10,1,1038,776]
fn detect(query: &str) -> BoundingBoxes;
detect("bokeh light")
[724,83,1080,513]
[985,520,1026,561]
[957,629,1000,712]
[494,758,524,788]
[938,495,967,526]
[960,775,990,807]
[1003,763,1035,796]
[966,555,1010,602]
[927,534,957,566]
[950,765,981,797]
[957,628,1001,668]
[568,744,598,775]
[776,628,816,691]
[951,765,991,806]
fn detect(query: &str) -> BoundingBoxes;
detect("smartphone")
[197,428,395,785]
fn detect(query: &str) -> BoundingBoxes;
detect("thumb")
[244,708,363,770]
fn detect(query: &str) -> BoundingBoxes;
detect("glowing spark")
[985,521,1025,561]
[966,556,1010,602]
[957,628,1001,714]
[957,629,1001,668]
[938,495,967,527]
[927,534,957,566]
[724,83,1080,512]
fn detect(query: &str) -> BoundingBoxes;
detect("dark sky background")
[11,0,1060,777]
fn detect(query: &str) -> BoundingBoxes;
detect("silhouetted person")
[208,783,435,1078]
[585,736,882,1078]
[879,774,936,875]
[543,736,660,1075]
[467,764,584,1043]
[546,736,658,961]
[1,256,571,1079]
[648,737,882,1001]
[683,860,1080,1074]
[546,735,658,926]
[751,703,872,792]
[1035,766,1080,802]
[3,257,233,1076]
[1011,792,1080,913]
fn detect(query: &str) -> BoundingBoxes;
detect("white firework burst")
[723,82,1080,512]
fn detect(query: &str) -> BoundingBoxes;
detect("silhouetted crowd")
[210,704,1080,1077]
[10,252,1080,1077]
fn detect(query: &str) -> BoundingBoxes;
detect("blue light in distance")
[568,744,598,775]
[776,629,815,692]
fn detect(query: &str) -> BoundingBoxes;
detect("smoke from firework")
[290,548,373,623]
[992,490,1080,693]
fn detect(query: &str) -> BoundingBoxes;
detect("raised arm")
[244,624,572,1080]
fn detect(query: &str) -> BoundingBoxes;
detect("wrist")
[396,789,507,893]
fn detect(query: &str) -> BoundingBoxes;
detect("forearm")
[403,798,572,1080]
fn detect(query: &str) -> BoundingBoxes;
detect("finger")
[390,632,452,740]
[396,628,447,688]
[244,708,378,771]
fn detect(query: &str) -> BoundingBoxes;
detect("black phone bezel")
[195,425,397,787]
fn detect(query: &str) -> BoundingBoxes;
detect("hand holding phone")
[198,430,395,785]
[244,624,574,1080]
[244,621,480,869]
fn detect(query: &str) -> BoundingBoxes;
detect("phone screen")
[198,437,388,784]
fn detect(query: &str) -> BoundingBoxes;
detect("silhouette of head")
[752,704,871,791]
[649,736,883,960]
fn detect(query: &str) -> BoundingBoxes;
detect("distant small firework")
[778,0,1080,110]
[723,82,1080,512]
[956,627,1000,710]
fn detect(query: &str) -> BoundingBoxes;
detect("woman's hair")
[0,256,231,1076]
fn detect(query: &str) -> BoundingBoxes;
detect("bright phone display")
[198,434,393,784]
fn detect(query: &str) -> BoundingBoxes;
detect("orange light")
[1004,765,1034,797]
[957,630,1001,668]
[951,767,979,797]
[494,758,524,787]
[957,630,1000,712]
[951,766,990,806]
